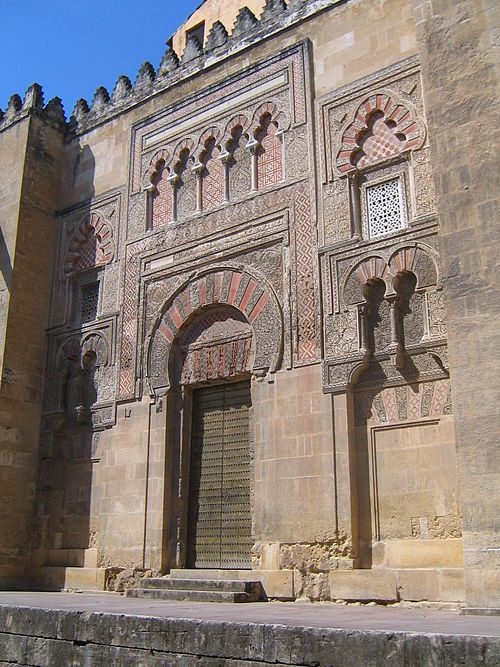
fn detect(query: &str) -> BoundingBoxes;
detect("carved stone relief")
[322,179,350,245]
[427,290,447,339]
[325,311,358,358]
[284,125,309,180]
[411,147,436,218]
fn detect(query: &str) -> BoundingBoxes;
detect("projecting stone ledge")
[0,592,499,666]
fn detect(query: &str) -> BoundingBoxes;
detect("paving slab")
[0,591,498,635]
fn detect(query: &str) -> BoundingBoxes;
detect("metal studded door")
[187,381,252,569]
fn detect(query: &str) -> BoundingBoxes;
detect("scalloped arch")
[145,148,171,185]
[172,137,196,165]
[336,90,425,174]
[222,113,251,146]
[146,267,283,392]
[82,331,110,367]
[63,212,114,275]
[195,126,223,154]
[250,101,290,135]
[387,243,439,289]
[341,255,390,307]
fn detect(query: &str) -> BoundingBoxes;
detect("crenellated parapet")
[0,82,65,134]
[0,1,340,138]
[63,0,340,135]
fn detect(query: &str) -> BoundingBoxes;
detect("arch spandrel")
[146,267,283,393]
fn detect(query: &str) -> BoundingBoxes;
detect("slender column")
[389,298,399,347]
[143,183,155,230]
[247,138,260,191]
[358,304,369,354]
[167,173,179,222]
[348,171,362,238]
[220,151,230,203]
[193,163,204,213]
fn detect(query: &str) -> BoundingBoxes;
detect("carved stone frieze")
[101,263,121,314]
[131,43,309,193]
[317,57,424,184]
[322,342,449,393]
[43,318,117,427]
[354,377,452,427]
[119,178,317,398]
[127,191,147,242]
[323,222,440,315]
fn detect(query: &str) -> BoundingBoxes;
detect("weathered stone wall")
[0,110,64,586]
[0,0,479,605]
[413,0,500,609]
[0,604,499,667]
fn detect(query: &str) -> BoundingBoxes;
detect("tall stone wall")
[0,119,29,377]
[0,106,65,586]
[413,0,500,610]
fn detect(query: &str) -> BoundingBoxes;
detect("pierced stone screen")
[80,282,99,323]
[366,177,405,238]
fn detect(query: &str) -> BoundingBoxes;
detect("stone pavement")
[0,591,499,665]
[0,591,499,635]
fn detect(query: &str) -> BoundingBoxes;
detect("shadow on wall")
[0,225,13,291]
[31,143,100,585]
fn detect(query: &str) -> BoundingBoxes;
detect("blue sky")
[0,1,202,119]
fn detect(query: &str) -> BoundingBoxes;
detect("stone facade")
[0,0,498,609]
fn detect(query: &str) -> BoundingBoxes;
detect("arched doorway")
[170,304,255,569]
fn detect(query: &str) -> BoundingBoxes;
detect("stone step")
[139,577,263,596]
[168,569,253,581]
[126,588,255,603]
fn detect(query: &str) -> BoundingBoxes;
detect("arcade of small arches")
[145,104,288,228]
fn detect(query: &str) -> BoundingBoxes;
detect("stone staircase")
[126,570,266,603]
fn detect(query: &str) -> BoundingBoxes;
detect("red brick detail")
[159,321,174,343]
[355,258,389,284]
[227,272,242,305]
[248,292,268,323]
[152,166,173,228]
[173,137,195,163]
[198,126,221,146]
[193,349,201,382]
[202,147,224,210]
[168,304,182,329]
[238,279,257,312]
[149,148,169,173]
[218,343,225,377]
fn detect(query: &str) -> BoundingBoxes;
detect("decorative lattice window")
[366,177,406,238]
[80,282,99,323]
